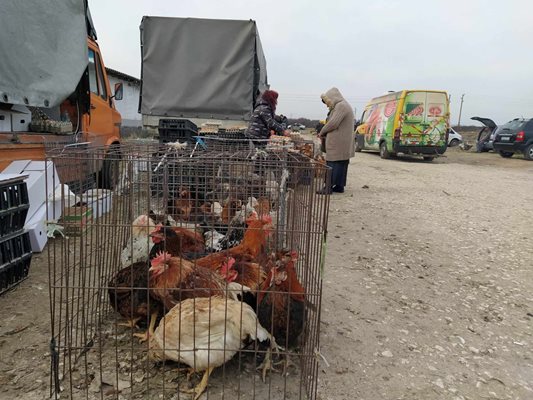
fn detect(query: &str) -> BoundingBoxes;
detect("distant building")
[106,67,141,127]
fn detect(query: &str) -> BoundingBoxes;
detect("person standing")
[245,90,289,139]
[318,87,355,194]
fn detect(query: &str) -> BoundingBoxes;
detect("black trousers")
[327,160,349,188]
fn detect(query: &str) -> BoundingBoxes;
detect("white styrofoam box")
[83,189,113,218]
[25,203,48,252]
[10,105,32,132]
[2,160,61,221]
[0,110,11,131]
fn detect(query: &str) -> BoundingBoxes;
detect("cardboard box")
[62,206,92,236]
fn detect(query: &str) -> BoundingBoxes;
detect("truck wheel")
[524,144,533,160]
[100,145,121,189]
[498,151,514,158]
[379,142,390,159]
[354,139,362,152]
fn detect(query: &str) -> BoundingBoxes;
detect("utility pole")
[457,94,465,126]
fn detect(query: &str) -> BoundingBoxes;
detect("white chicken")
[119,214,156,267]
[148,296,275,400]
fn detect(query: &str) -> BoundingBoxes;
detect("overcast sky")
[91,0,533,124]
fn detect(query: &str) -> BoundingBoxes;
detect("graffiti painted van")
[355,90,449,161]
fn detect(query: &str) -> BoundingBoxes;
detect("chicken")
[194,213,274,271]
[149,225,205,260]
[220,198,242,224]
[257,250,305,375]
[168,187,193,221]
[107,261,160,331]
[148,296,275,400]
[120,214,156,267]
[254,197,271,217]
[149,251,228,309]
[220,255,266,293]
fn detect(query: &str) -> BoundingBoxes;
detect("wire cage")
[47,141,330,400]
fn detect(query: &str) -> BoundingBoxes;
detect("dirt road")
[1,148,532,399]
[318,148,533,399]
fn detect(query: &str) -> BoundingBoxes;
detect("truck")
[355,90,450,161]
[139,16,268,134]
[0,0,122,188]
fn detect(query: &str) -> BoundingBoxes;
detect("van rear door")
[401,91,448,146]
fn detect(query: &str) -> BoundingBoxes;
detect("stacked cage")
[0,176,32,294]
[47,141,330,399]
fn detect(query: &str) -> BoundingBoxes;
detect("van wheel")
[524,144,533,160]
[379,142,390,159]
[354,140,362,152]
[100,145,121,189]
[498,151,514,158]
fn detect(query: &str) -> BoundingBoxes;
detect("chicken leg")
[182,366,215,400]
[257,340,281,382]
[133,311,158,343]
[118,317,140,329]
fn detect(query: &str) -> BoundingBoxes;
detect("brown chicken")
[221,198,242,224]
[219,255,266,292]
[149,224,205,259]
[168,187,193,221]
[257,250,305,377]
[194,213,274,271]
[107,261,161,331]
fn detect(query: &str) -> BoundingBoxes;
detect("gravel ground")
[1,147,532,400]
[318,148,533,400]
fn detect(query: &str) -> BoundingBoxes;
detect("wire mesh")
[47,140,330,399]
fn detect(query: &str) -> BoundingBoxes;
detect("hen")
[149,225,205,260]
[148,296,275,400]
[120,214,156,267]
[107,261,161,332]
[257,250,305,375]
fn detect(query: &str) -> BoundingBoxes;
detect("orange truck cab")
[0,2,122,188]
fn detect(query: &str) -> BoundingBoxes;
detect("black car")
[493,118,533,160]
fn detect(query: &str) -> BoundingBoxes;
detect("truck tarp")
[140,17,268,121]
[0,0,88,108]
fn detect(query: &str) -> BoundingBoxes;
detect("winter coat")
[245,100,286,139]
[319,88,355,161]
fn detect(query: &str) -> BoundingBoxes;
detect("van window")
[95,52,107,100]
[88,49,99,95]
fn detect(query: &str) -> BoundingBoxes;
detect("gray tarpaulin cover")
[0,0,88,108]
[140,17,268,120]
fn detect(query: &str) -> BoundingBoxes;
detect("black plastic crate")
[158,119,198,131]
[0,177,30,239]
[158,119,198,144]
[158,128,198,144]
[0,231,32,295]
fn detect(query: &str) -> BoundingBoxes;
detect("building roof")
[105,67,140,84]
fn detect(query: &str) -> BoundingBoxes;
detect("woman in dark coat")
[245,90,288,139]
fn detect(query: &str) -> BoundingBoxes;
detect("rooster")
[148,296,276,400]
[194,213,274,271]
[257,250,305,375]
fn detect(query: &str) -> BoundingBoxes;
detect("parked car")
[471,117,498,152]
[289,123,306,131]
[447,127,463,146]
[493,118,533,160]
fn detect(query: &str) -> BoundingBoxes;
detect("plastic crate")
[0,231,32,295]
[158,119,198,144]
[158,119,198,131]
[0,177,30,239]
